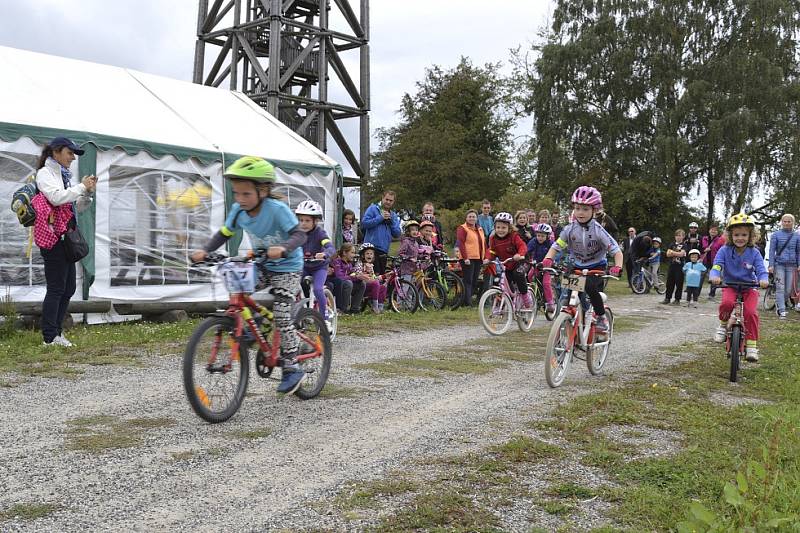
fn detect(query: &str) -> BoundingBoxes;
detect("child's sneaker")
[546,303,556,314]
[795,302,800,312]
[324,320,333,334]
[745,346,759,362]
[660,299,671,305]
[779,311,788,319]
[277,364,306,394]
[370,299,380,313]
[713,325,727,343]
[521,293,533,310]
[595,315,609,338]
[45,335,74,347]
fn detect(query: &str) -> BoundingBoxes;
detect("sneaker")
[324,320,333,334]
[659,299,671,305]
[595,315,609,338]
[47,335,73,347]
[671,300,681,305]
[795,302,800,312]
[277,364,306,394]
[546,303,556,315]
[779,311,788,319]
[713,325,727,343]
[745,347,759,362]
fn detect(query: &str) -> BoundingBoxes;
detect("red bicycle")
[183,253,332,423]
[722,282,759,383]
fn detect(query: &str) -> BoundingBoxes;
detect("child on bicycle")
[296,200,336,330]
[709,214,768,361]
[649,237,662,279]
[542,186,623,336]
[527,222,556,314]
[355,242,387,313]
[417,220,437,271]
[190,156,307,394]
[683,249,706,307]
[489,212,533,309]
[398,220,421,280]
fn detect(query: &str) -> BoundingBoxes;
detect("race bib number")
[223,262,256,293]
[562,274,586,292]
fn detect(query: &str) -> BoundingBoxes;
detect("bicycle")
[183,253,332,423]
[384,255,420,313]
[762,271,798,313]
[630,259,665,295]
[720,282,759,383]
[478,258,537,335]
[527,262,561,321]
[298,258,338,340]
[411,259,448,311]
[428,251,466,310]
[542,265,617,388]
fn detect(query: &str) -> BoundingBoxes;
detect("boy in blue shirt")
[683,249,707,307]
[191,156,308,394]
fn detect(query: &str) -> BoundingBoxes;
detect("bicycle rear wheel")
[293,308,332,399]
[389,279,419,313]
[420,279,447,311]
[183,316,249,423]
[516,287,537,332]
[478,288,513,335]
[442,272,465,310]
[631,272,646,294]
[761,285,776,311]
[655,274,666,295]
[729,325,741,383]
[586,308,613,375]
[544,312,573,388]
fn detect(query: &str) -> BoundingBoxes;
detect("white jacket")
[35,157,92,213]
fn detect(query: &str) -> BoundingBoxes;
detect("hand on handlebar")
[190,250,208,263]
[266,246,287,259]
[608,265,622,277]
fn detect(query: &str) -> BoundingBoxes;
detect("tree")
[366,58,515,211]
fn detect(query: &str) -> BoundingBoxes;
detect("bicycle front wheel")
[183,316,249,423]
[389,279,419,313]
[544,311,574,388]
[478,288,513,336]
[655,274,666,295]
[516,287,538,332]
[420,279,447,311]
[586,308,613,375]
[631,272,646,294]
[761,285,776,311]
[442,272,465,310]
[729,325,741,383]
[293,308,332,399]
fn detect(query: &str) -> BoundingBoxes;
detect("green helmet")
[224,156,276,182]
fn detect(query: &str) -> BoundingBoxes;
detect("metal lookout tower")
[192,0,369,188]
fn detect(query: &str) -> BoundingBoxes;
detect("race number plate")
[562,274,586,292]
[223,262,256,293]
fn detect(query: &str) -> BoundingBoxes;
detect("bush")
[0,288,17,339]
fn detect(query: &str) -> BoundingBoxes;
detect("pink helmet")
[571,186,603,208]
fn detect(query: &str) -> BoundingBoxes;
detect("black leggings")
[584,275,606,316]
[505,268,528,295]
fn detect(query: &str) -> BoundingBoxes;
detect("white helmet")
[494,212,513,225]
[295,200,323,217]
[653,237,662,244]
[688,248,701,257]
[688,221,699,229]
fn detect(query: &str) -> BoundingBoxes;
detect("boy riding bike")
[190,156,308,394]
[542,186,623,337]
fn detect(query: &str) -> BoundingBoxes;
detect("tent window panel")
[108,164,212,287]
[274,184,326,213]
[0,150,45,286]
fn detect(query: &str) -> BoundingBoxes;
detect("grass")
[0,319,200,377]
[336,306,476,337]
[336,477,419,511]
[65,415,176,452]
[0,502,61,521]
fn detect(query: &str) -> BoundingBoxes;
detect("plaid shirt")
[32,193,73,249]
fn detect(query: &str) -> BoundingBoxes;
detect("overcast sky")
[0,0,553,208]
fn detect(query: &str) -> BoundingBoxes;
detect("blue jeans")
[40,240,76,343]
[774,265,798,313]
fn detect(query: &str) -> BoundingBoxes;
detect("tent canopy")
[0,45,339,175]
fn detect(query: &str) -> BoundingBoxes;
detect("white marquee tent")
[0,45,342,306]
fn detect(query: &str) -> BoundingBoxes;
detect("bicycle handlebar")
[720,282,761,290]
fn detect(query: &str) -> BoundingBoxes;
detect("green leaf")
[750,461,767,480]
[736,471,749,494]
[690,501,717,525]
[677,521,702,533]
[723,482,745,507]
[766,517,795,528]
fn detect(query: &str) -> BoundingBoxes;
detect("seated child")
[329,243,366,314]
[355,242,387,313]
[417,220,437,271]
[398,220,421,280]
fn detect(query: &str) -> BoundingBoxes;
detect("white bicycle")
[297,259,338,340]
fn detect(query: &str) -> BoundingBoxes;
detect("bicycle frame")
[491,259,530,313]
[557,269,610,352]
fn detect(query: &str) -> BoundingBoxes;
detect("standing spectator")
[594,209,619,236]
[661,229,690,305]
[515,211,534,243]
[421,201,446,246]
[35,137,97,347]
[621,227,637,287]
[701,224,724,299]
[686,221,702,250]
[768,214,800,318]
[341,208,357,245]
[456,209,487,306]
[628,230,655,282]
[551,210,563,239]
[477,199,494,244]
[361,190,401,275]
[683,249,707,307]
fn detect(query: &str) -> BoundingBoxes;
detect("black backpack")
[11,176,38,227]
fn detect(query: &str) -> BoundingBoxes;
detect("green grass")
[0,502,61,521]
[337,306,476,337]
[336,477,419,511]
[0,319,199,377]
[65,415,176,452]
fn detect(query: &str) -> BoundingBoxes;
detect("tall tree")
[366,58,514,211]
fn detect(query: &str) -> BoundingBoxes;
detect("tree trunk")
[706,165,714,227]
[733,164,752,213]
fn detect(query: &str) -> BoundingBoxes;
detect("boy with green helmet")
[191,156,308,394]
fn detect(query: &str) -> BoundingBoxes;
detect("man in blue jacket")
[362,190,401,274]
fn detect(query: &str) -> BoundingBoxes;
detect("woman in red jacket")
[488,212,532,309]
[456,209,487,306]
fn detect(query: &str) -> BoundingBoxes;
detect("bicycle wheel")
[729,325,741,383]
[389,279,419,313]
[655,274,666,295]
[544,311,573,388]
[183,316,249,423]
[517,287,538,332]
[631,272,647,294]
[442,272,465,310]
[322,287,338,340]
[420,279,447,311]
[761,285,776,311]
[293,308,332,399]
[478,288,513,335]
[586,307,613,375]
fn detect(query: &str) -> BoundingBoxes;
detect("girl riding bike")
[296,200,336,331]
[190,156,308,395]
[489,212,532,310]
[542,186,623,337]
[527,222,556,314]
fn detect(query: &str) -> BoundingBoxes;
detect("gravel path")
[0,292,720,531]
